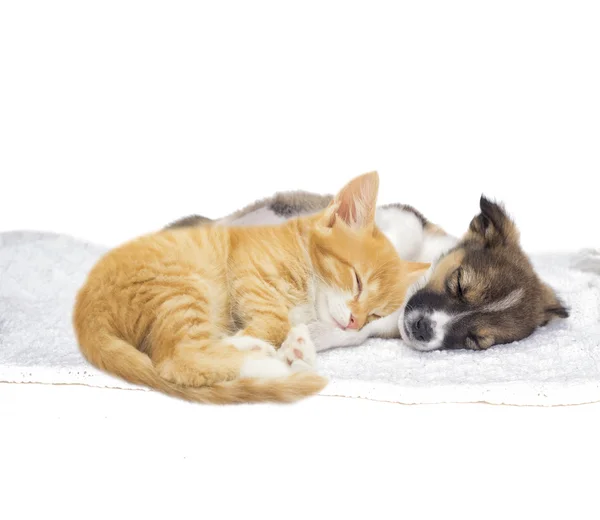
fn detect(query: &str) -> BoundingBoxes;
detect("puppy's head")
[400,196,569,351]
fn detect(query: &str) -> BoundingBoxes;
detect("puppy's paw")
[278,324,317,370]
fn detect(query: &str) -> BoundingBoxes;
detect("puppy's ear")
[466,196,520,247]
[540,283,569,325]
[322,171,379,230]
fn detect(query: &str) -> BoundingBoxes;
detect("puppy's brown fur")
[403,197,568,350]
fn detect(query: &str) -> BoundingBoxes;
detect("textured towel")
[1,231,599,406]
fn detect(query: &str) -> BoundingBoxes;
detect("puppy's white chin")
[406,341,440,352]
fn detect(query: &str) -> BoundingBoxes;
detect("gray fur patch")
[268,191,333,217]
[164,214,214,229]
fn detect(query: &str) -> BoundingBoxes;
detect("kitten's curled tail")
[78,334,328,404]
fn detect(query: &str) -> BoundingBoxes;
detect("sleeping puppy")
[399,196,569,350]
[167,192,568,352]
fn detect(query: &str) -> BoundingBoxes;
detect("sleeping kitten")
[73,172,428,404]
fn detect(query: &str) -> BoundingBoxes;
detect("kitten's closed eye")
[365,311,383,324]
[354,269,363,296]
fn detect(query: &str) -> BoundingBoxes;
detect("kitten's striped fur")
[73,172,427,403]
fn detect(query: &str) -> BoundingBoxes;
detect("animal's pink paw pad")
[278,325,317,370]
[228,336,276,357]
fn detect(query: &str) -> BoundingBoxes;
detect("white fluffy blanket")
[1,231,599,406]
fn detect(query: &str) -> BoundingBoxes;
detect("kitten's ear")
[400,262,430,288]
[465,196,520,247]
[406,261,430,281]
[323,171,379,230]
[407,261,430,272]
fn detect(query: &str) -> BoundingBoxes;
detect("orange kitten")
[73,172,428,404]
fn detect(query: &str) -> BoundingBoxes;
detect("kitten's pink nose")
[346,314,359,330]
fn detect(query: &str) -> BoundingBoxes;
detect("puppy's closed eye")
[446,268,468,302]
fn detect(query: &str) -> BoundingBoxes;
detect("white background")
[1,1,599,519]
[1,1,598,251]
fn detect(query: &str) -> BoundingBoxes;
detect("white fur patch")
[416,233,460,263]
[375,207,424,260]
[374,206,459,263]
[427,311,454,350]
[228,335,276,356]
[239,357,291,379]
[223,207,288,227]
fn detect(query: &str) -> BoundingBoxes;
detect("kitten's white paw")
[277,324,317,370]
[228,335,276,357]
[306,320,346,352]
[289,359,314,373]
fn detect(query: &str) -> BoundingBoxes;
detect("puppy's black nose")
[411,317,433,342]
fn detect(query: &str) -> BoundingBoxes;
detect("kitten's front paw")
[306,320,343,352]
[306,319,371,351]
[278,324,317,372]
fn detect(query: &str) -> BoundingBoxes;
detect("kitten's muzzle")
[333,313,359,330]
